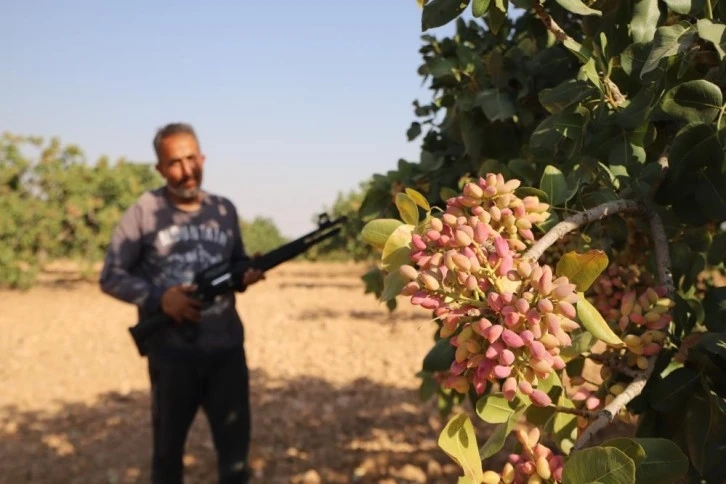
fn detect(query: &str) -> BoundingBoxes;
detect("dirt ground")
[0,261,496,484]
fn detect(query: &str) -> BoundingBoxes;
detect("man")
[99,122,264,483]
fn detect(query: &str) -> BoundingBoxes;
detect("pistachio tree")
[358,0,726,481]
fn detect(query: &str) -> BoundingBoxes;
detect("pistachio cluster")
[397,174,580,407]
[481,427,564,483]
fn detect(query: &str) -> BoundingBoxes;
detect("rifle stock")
[128,213,347,356]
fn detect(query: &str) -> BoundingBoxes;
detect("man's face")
[155,133,205,200]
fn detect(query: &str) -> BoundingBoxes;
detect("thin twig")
[532,1,571,44]
[612,363,642,379]
[587,352,642,379]
[553,405,598,419]
[523,200,643,262]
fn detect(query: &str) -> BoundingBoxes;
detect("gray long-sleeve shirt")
[99,186,250,357]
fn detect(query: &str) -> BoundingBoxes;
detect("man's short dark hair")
[153,122,199,159]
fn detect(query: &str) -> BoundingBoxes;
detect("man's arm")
[228,202,264,291]
[99,203,164,314]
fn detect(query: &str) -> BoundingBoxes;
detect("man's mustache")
[178,175,200,185]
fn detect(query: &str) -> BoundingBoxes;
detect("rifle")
[128,213,347,356]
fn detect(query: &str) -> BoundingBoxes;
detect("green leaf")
[620,42,653,79]
[418,371,439,402]
[475,393,524,424]
[422,0,471,31]
[381,224,413,271]
[405,188,431,212]
[695,172,726,223]
[459,112,486,161]
[540,165,568,206]
[697,19,726,59]
[476,88,516,121]
[630,0,661,43]
[613,84,660,130]
[539,79,599,114]
[438,413,485,483]
[703,286,726,332]
[660,80,723,123]
[395,192,420,226]
[576,294,626,347]
[487,49,507,88]
[472,0,491,16]
[560,330,596,361]
[578,57,601,91]
[650,367,701,412]
[361,219,403,250]
[427,58,457,78]
[380,269,409,302]
[530,117,564,157]
[556,250,609,292]
[479,405,527,459]
[406,122,422,141]
[563,37,592,63]
[562,446,637,483]
[664,0,706,15]
[668,122,722,181]
[420,150,445,171]
[632,438,690,483]
[440,186,459,202]
[601,438,647,467]
[423,338,456,372]
[553,391,578,450]
[564,171,582,203]
[608,136,646,167]
[707,231,726,265]
[697,331,726,360]
[359,185,393,220]
[685,387,726,477]
[515,186,550,203]
[641,23,698,78]
[554,0,601,15]
[554,106,589,141]
[487,0,508,34]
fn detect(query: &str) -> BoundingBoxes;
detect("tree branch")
[646,205,675,298]
[572,206,672,451]
[553,405,598,419]
[523,200,643,262]
[532,1,572,44]
[587,352,642,379]
[572,355,655,450]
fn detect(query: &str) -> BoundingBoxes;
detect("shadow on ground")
[0,369,498,484]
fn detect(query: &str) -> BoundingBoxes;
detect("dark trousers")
[147,346,251,484]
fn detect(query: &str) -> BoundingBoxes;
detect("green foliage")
[576,292,627,346]
[239,216,289,255]
[301,182,378,262]
[0,133,162,289]
[0,133,335,289]
[354,0,726,480]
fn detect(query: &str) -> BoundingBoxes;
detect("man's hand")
[243,268,265,287]
[243,252,266,287]
[160,284,202,324]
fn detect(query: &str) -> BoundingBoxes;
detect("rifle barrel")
[127,213,347,357]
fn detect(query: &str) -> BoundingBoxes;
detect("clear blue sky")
[1,1,465,237]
